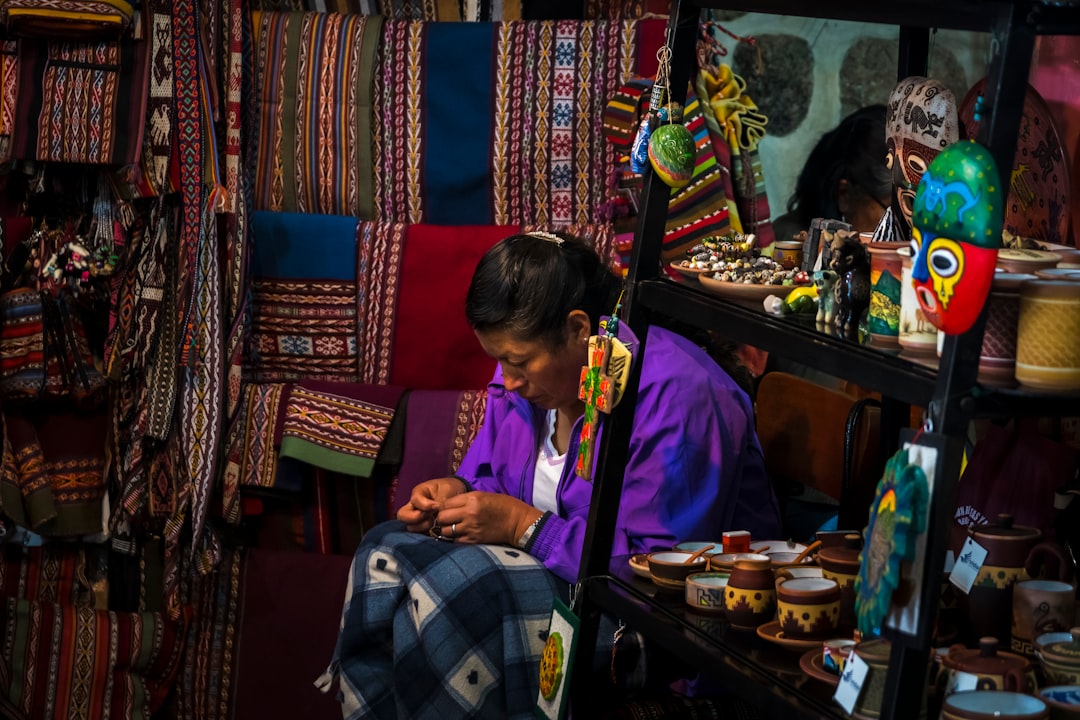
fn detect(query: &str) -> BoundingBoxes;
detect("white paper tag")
[948,537,988,594]
[833,651,869,715]
[945,669,979,697]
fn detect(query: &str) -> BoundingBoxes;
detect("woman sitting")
[319,231,780,719]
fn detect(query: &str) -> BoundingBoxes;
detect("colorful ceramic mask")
[911,140,1003,334]
[885,77,959,229]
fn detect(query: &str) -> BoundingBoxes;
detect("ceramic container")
[866,241,907,349]
[674,541,723,558]
[708,552,770,573]
[1035,268,1080,282]
[1040,686,1080,720]
[1039,628,1080,686]
[775,576,842,638]
[1054,248,1080,270]
[684,572,729,615]
[646,551,708,589]
[942,636,1037,693]
[776,565,824,581]
[1015,279,1080,392]
[850,637,895,719]
[978,273,1037,387]
[773,240,805,270]
[1011,580,1076,658]
[822,638,856,674]
[817,533,862,631]
[963,514,1071,645]
[724,557,776,630]
[941,690,1048,720]
[897,246,939,356]
[996,248,1062,274]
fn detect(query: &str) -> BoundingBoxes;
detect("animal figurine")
[828,230,871,339]
[813,269,839,326]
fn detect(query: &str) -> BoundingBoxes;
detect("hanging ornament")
[576,294,632,480]
[910,139,1003,334]
[642,45,695,189]
[855,446,929,637]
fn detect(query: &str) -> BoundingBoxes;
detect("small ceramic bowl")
[647,551,708,589]
[776,565,824,581]
[674,541,724,557]
[684,572,729,615]
[1040,686,1080,719]
[709,551,771,573]
[941,690,1048,720]
[750,540,808,555]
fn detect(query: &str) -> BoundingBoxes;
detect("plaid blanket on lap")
[319,521,563,719]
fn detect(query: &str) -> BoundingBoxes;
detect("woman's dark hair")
[465,232,623,348]
[786,105,890,227]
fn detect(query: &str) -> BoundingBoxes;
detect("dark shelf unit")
[570,2,1080,719]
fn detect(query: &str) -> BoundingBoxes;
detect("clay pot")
[773,240,804,270]
[897,246,939,356]
[1015,279,1080,392]
[817,532,862,631]
[866,241,907,349]
[850,637,898,719]
[1011,580,1076,658]
[1039,628,1080,687]
[775,576,841,638]
[942,690,1048,720]
[978,273,1037,387]
[942,637,1037,693]
[962,514,1072,645]
[723,557,776,630]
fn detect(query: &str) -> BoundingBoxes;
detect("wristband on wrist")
[516,512,548,550]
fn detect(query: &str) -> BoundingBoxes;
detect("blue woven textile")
[319,521,563,719]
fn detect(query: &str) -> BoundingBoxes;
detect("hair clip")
[527,231,564,246]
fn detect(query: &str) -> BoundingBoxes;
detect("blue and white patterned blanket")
[318,521,567,719]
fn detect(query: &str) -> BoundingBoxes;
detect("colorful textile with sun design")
[856,447,929,636]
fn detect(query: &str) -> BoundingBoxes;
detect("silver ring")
[451,523,457,538]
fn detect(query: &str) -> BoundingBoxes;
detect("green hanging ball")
[647,123,695,188]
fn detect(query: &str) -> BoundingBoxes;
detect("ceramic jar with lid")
[978,273,1037,387]
[1015,279,1080,392]
[1040,628,1080,686]
[942,636,1037,693]
[963,514,1072,645]
[723,557,776,630]
[773,240,804,270]
[818,532,862,631]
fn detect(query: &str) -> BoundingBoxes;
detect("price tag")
[833,650,870,715]
[948,537,988,594]
[944,669,979,697]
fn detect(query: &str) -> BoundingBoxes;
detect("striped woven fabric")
[278,382,404,477]
[373,19,638,227]
[0,40,15,162]
[246,211,362,383]
[0,598,186,720]
[11,35,149,165]
[250,11,382,217]
[247,0,521,19]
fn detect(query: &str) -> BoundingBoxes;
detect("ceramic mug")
[1012,580,1077,658]
[775,576,842,638]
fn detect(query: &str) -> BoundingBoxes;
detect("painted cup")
[776,576,842,638]
[1012,580,1076,658]
[684,572,729,615]
[724,557,776,630]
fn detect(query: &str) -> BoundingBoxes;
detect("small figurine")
[828,230,871,339]
[813,269,839,326]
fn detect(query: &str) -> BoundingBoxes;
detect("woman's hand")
[432,492,539,546]
[397,477,467,533]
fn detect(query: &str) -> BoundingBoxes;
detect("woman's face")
[475,320,589,415]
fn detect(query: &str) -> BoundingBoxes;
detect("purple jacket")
[455,323,781,583]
